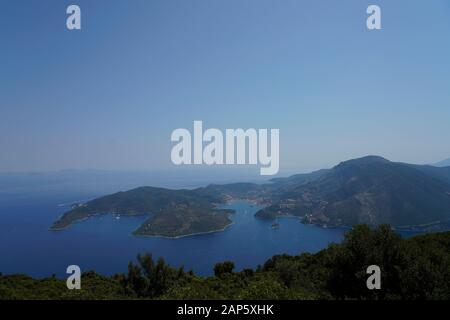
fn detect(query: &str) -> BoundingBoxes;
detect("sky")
[1,0,450,175]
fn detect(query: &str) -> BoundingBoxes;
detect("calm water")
[0,197,347,277]
[0,172,422,278]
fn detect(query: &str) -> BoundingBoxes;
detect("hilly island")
[50,156,450,237]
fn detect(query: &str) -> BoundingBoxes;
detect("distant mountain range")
[434,158,450,167]
[51,156,450,236]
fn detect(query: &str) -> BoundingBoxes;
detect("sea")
[0,170,422,278]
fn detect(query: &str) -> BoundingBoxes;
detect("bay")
[0,171,423,278]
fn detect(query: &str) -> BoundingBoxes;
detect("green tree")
[214,261,235,277]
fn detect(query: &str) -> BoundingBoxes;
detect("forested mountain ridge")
[255,156,450,228]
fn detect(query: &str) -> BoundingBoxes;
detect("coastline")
[49,216,92,231]
[49,212,149,231]
[131,221,235,239]
[267,213,450,233]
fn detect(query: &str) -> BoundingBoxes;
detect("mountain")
[410,164,450,185]
[51,155,450,236]
[269,169,330,188]
[256,156,450,227]
[434,158,450,167]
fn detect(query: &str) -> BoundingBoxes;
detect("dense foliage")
[1,225,449,300]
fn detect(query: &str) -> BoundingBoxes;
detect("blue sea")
[0,170,422,278]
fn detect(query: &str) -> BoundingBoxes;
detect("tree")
[327,224,404,299]
[123,253,187,298]
[214,261,235,277]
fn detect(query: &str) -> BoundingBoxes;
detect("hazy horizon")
[0,153,448,177]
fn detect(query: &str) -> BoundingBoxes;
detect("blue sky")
[1,0,450,174]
